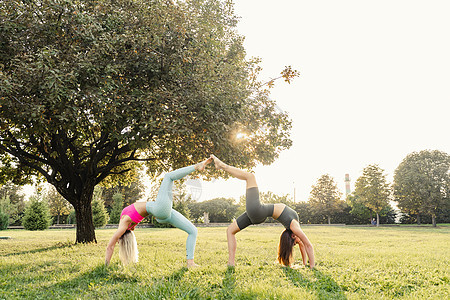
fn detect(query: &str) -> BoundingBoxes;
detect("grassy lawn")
[0,225,449,299]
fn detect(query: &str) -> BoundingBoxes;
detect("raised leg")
[211,155,257,189]
[148,158,212,220]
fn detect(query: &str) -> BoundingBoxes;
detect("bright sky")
[197,0,450,203]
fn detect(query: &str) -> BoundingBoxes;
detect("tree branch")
[0,143,53,183]
[1,132,49,166]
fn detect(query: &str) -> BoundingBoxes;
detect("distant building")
[345,174,351,196]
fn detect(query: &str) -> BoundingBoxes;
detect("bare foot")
[195,157,213,171]
[227,258,235,267]
[210,154,227,170]
[187,260,200,268]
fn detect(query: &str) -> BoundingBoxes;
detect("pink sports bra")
[120,204,145,230]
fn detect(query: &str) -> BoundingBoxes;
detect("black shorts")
[236,187,274,230]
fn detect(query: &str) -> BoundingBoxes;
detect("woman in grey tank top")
[211,155,315,269]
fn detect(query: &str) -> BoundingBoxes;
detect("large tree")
[308,174,343,224]
[393,150,450,227]
[0,0,293,242]
[354,164,391,227]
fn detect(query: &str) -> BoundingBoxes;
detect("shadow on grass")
[35,264,191,299]
[5,264,138,299]
[56,264,138,289]
[166,266,189,281]
[146,266,204,298]
[0,241,74,257]
[37,263,196,299]
[220,266,236,298]
[283,267,347,300]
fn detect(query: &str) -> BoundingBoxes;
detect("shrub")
[67,209,76,224]
[0,209,9,230]
[22,197,51,230]
[109,193,123,224]
[92,198,109,228]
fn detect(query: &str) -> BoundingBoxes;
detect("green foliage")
[193,187,395,226]
[68,209,76,225]
[346,193,373,221]
[0,208,9,230]
[189,198,238,223]
[393,150,450,226]
[92,190,109,228]
[101,179,145,210]
[0,183,26,225]
[0,226,449,299]
[0,0,293,243]
[294,201,316,224]
[309,174,344,224]
[399,208,450,224]
[0,195,14,226]
[172,197,192,222]
[260,191,293,205]
[330,205,367,225]
[379,204,397,224]
[22,196,51,230]
[100,172,146,211]
[172,180,194,220]
[92,199,109,228]
[109,193,123,224]
[354,164,391,225]
[46,185,71,224]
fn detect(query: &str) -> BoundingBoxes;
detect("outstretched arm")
[105,221,129,266]
[226,221,240,266]
[290,220,315,269]
[297,240,307,266]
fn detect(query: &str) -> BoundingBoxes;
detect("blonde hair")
[118,230,139,266]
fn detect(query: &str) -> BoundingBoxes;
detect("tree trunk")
[72,183,97,243]
[417,213,421,225]
[57,214,60,225]
[376,213,380,227]
[432,214,436,227]
[327,215,331,225]
[74,200,96,243]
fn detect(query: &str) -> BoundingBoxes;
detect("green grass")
[1,225,449,299]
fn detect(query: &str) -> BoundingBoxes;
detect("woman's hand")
[105,218,130,266]
[290,220,315,269]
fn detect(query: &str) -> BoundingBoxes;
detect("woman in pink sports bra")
[105,157,212,268]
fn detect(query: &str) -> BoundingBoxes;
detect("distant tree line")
[0,150,448,230]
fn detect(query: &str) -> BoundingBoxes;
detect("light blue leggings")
[146,165,198,260]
